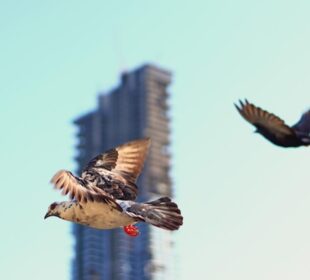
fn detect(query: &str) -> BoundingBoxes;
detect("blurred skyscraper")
[72,64,176,280]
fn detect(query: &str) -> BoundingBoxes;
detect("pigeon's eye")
[50,202,57,210]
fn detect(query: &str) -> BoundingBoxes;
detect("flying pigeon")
[235,99,310,147]
[44,138,183,237]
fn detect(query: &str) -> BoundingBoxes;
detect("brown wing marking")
[112,138,151,182]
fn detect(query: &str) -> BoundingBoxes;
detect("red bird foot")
[123,225,139,237]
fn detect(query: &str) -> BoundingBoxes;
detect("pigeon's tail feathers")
[127,197,183,231]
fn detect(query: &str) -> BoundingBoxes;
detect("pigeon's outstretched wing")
[81,138,151,201]
[235,99,294,137]
[51,170,121,210]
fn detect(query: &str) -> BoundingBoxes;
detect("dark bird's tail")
[127,197,183,230]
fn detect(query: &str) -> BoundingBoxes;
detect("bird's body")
[45,138,183,236]
[254,124,303,147]
[235,99,310,147]
[55,201,135,229]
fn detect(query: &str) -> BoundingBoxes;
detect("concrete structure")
[72,64,175,280]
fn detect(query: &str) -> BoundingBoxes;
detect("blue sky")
[1,1,310,279]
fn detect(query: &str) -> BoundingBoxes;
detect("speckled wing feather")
[50,170,121,210]
[235,99,294,136]
[81,138,151,201]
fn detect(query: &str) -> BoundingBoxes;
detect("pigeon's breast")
[73,202,135,229]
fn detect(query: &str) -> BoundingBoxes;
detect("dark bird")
[44,138,183,237]
[235,99,310,147]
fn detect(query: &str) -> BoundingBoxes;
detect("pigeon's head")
[44,202,61,219]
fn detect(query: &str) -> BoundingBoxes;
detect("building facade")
[72,64,176,280]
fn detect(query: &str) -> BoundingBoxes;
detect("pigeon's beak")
[44,212,51,219]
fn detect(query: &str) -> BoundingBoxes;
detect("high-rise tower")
[72,64,175,280]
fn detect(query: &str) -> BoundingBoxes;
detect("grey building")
[72,64,176,280]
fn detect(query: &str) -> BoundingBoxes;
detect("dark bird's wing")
[235,99,294,138]
[81,138,151,200]
[50,170,121,210]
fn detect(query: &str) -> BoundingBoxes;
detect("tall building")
[72,64,176,280]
